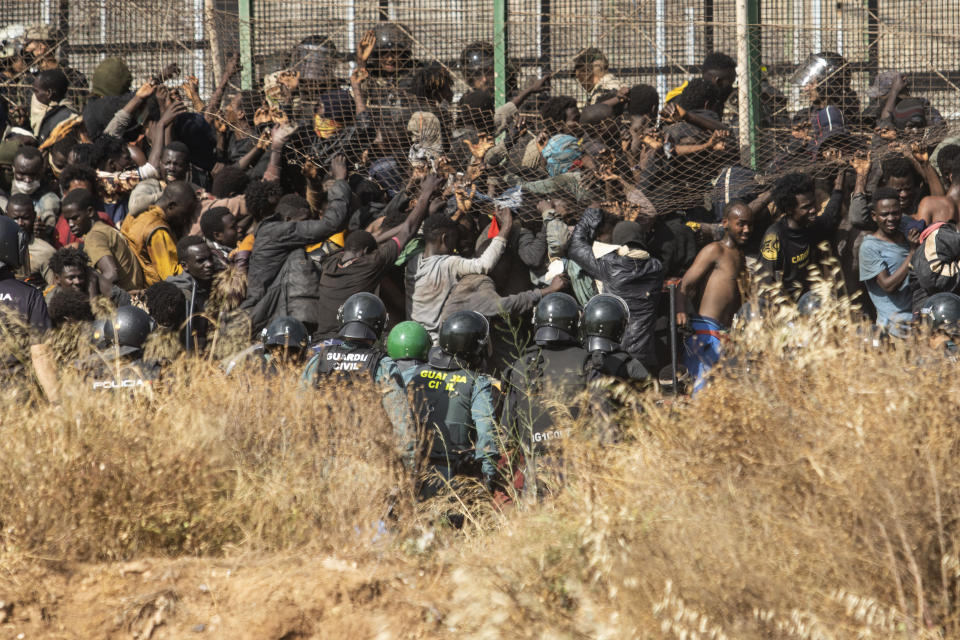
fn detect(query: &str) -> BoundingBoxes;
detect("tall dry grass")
[2,288,960,638]
[0,357,412,562]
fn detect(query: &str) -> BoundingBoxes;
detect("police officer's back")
[302,292,403,387]
[407,310,499,495]
[225,315,310,376]
[582,294,651,383]
[301,293,412,461]
[502,293,591,449]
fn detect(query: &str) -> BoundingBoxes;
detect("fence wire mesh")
[2,0,960,231]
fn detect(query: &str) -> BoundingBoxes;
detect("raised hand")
[462,133,494,161]
[330,154,348,181]
[350,66,370,87]
[357,30,376,66]
[253,105,273,128]
[660,101,686,124]
[135,79,158,100]
[850,150,871,175]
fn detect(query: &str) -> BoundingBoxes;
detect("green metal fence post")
[494,0,508,109]
[238,0,253,91]
[736,0,761,169]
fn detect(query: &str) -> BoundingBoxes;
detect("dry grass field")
[2,286,960,639]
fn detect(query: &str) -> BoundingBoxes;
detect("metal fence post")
[238,0,253,91]
[736,0,761,169]
[494,0,508,109]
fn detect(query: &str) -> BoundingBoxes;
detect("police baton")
[668,282,679,396]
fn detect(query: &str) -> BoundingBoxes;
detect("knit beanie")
[91,57,133,97]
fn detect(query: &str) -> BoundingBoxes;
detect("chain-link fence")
[3,0,960,218]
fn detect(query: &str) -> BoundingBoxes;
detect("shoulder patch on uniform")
[761,234,780,261]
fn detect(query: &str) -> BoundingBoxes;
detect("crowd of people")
[3,22,960,493]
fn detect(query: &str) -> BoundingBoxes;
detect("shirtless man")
[916,195,957,227]
[676,200,754,392]
[943,153,960,210]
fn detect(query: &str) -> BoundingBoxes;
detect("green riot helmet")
[261,315,310,352]
[582,294,629,353]
[337,292,387,341]
[439,310,489,360]
[920,292,960,336]
[534,292,581,346]
[387,320,431,361]
[103,306,157,355]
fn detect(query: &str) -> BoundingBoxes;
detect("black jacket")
[240,179,350,332]
[910,223,960,308]
[568,208,664,368]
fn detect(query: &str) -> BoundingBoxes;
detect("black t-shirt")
[313,239,401,339]
[759,191,843,296]
[0,270,51,334]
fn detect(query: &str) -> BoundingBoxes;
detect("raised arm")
[148,100,188,169]
[372,172,440,246]
[567,206,605,279]
[262,122,296,182]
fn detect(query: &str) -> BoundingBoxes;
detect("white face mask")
[13,178,40,195]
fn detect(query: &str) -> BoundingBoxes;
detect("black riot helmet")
[797,290,822,316]
[582,294,629,353]
[369,23,413,75]
[103,306,156,354]
[372,22,412,53]
[920,292,960,335]
[534,292,582,346]
[0,214,26,270]
[290,35,339,84]
[261,315,310,352]
[337,292,387,342]
[460,41,494,82]
[439,310,489,362]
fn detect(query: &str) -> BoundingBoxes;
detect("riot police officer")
[363,22,418,119]
[0,214,59,400]
[289,35,341,97]
[791,51,861,122]
[224,315,310,376]
[301,292,412,462]
[386,319,431,385]
[368,23,415,80]
[407,310,499,497]
[582,294,650,383]
[919,292,960,357]
[78,305,160,391]
[460,41,495,92]
[502,292,591,450]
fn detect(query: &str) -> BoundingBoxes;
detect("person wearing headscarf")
[541,133,582,177]
[407,111,443,168]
